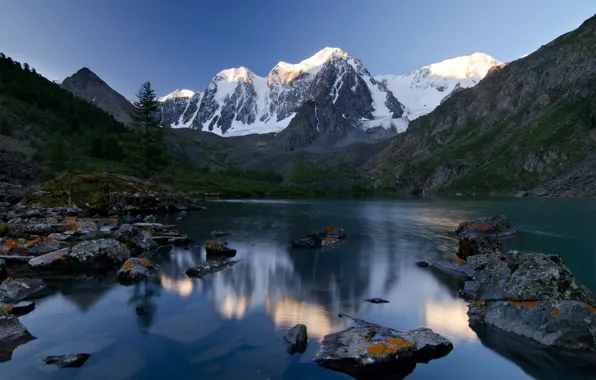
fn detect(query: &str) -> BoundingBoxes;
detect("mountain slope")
[157,48,406,138]
[376,53,502,120]
[62,68,136,124]
[366,15,596,196]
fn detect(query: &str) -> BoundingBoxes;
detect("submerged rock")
[205,241,236,257]
[0,278,47,303]
[143,215,157,223]
[457,235,502,261]
[366,298,390,304]
[43,353,91,368]
[455,215,516,237]
[210,230,229,237]
[117,258,159,284]
[292,226,346,249]
[414,261,429,268]
[313,316,453,379]
[185,260,239,278]
[0,309,36,362]
[284,324,308,354]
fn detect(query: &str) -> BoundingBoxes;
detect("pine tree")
[131,81,166,178]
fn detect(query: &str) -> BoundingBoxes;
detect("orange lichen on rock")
[455,259,465,265]
[3,240,24,249]
[551,309,561,317]
[25,238,41,247]
[42,236,57,243]
[324,226,337,234]
[473,300,486,305]
[66,216,77,222]
[49,217,59,223]
[509,300,541,307]
[206,241,222,250]
[138,258,152,267]
[585,304,596,313]
[94,217,119,223]
[471,223,493,232]
[366,338,414,356]
[0,303,12,315]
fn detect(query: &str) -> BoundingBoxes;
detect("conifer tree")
[131,81,166,178]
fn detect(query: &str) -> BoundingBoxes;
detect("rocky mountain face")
[62,68,136,124]
[367,15,596,196]
[157,48,406,140]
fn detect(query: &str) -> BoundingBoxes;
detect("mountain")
[61,68,136,124]
[376,53,502,121]
[157,48,406,138]
[367,14,596,196]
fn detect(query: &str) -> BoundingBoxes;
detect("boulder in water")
[0,305,36,362]
[284,324,308,354]
[185,260,239,278]
[292,226,346,249]
[457,235,502,261]
[43,353,91,368]
[455,215,516,237]
[0,278,46,303]
[117,258,159,284]
[313,316,453,379]
[205,241,236,257]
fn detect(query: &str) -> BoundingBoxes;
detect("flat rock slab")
[205,241,236,257]
[314,318,453,379]
[186,260,239,278]
[44,353,91,368]
[366,298,390,304]
[0,278,47,303]
[29,239,130,271]
[292,226,346,249]
[456,215,516,237]
[284,324,307,354]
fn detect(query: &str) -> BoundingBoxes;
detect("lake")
[2,196,596,379]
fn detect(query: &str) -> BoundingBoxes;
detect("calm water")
[3,197,596,380]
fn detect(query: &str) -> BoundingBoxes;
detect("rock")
[455,215,516,237]
[185,260,239,278]
[11,302,35,317]
[44,353,91,368]
[155,245,173,255]
[177,210,187,217]
[69,239,130,267]
[460,251,594,303]
[0,313,36,362]
[456,250,596,353]
[151,235,191,246]
[28,248,71,270]
[415,261,429,268]
[31,191,50,197]
[366,298,389,304]
[0,278,47,303]
[94,217,119,231]
[143,215,157,223]
[0,260,5,282]
[0,255,33,265]
[115,224,157,255]
[205,241,236,257]
[30,240,131,271]
[210,230,229,237]
[132,223,173,229]
[313,316,453,379]
[135,305,147,315]
[292,226,346,249]
[47,232,76,242]
[117,258,159,284]
[0,202,10,208]
[515,190,529,198]
[21,237,61,255]
[457,235,502,261]
[284,324,308,354]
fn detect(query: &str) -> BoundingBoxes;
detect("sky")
[0,0,594,99]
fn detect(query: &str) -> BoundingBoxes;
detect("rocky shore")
[0,172,242,364]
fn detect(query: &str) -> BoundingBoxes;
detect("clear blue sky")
[0,0,594,99]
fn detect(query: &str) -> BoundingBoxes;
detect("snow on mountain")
[376,53,502,121]
[158,47,405,137]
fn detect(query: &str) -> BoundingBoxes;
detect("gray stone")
[457,235,502,260]
[455,215,516,237]
[210,230,229,237]
[28,248,71,270]
[205,241,236,257]
[11,301,35,317]
[143,215,157,223]
[292,227,346,249]
[313,316,453,379]
[366,298,389,304]
[185,260,239,278]
[284,324,307,354]
[115,224,157,255]
[117,258,159,284]
[44,353,91,368]
[69,239,130,267]
[0,313,36,362]
[0,278,46,303]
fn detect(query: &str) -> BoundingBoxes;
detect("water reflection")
[424,301,477,341]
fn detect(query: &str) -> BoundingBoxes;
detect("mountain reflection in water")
[3,197,596,380]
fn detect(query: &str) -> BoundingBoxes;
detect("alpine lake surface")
[2,196,596,380]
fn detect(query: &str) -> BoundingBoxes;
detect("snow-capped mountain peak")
[158,89,195,102]
[270,47,350,85]
[218,66,255,83]
[376,52,502,120]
